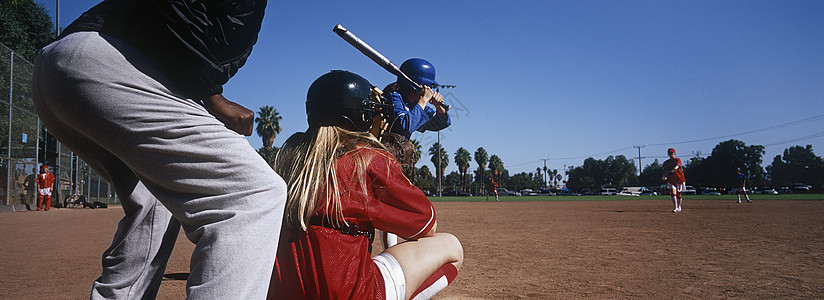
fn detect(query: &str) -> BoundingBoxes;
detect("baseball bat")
[333,24,451,112]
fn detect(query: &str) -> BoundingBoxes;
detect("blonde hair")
[275,126,385,231]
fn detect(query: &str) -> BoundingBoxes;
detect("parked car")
[557,190,582,196]
[776,186,791,194]
[443,190,472,196]
[600,187,618,196]
[618,189,640,196]
[535,188,556,196]
[640,189,658,196]
[496,188,521,196]
[519,189,539,196]
[700,187,721,195]
[422,191,436,197]
[621,186,657,196]
[683,185,697,195]
[753,187,778,195]
[792,183,811,193]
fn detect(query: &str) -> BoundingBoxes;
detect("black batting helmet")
[306,70,376,132]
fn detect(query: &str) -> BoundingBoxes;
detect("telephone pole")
[435,84,454,197]
[633,145,645,176]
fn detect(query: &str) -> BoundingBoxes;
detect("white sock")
[382,232,398,248]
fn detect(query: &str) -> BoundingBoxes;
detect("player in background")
[36,164,56,211]
[268,71,463,300]
[486,177,499,201]
[385,58,451,140]
[735,168,752,203]
[662,148,686,212]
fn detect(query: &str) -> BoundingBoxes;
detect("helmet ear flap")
[361,111,371,123]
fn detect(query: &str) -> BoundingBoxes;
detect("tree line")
[405,138,824,195]
[569,139,824,194]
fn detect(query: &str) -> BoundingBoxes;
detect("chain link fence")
[0,42,115,208]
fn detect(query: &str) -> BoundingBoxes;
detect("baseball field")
[2,196,822,299]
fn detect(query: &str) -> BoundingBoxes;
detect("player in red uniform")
[268,71,463,300]
[662,148,686,212]
[36,164,56,211]
[486,177,499,201]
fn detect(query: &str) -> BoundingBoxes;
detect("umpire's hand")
[203,94,255,136]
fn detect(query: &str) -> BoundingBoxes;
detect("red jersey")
[37,172,55,189]
[487,181,498,193]
[268,147,436,300]
[663,157,686,185]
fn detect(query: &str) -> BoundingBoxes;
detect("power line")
[647,113,824,147]
[548,146,636,161]
[546,113,824,161]
[763,131,824,147]
[501,114,824,171]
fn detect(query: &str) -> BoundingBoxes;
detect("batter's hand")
[203,94,255,136]
[429,89,446,115]
[415,85,435,109]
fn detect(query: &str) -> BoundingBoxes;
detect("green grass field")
[429,194,824,202]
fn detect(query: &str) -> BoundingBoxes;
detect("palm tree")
[475,147,489,194]
[255,106,282,165]
[536,167,543,185]
[554,172,563,188]
[489,155,504,187]
[408,139,422,184]
[455,147,471,192]
[543,165,549,187]
[549,169,561,187]
[429,142,449,194]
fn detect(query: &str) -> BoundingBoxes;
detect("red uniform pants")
[37,194,52,210]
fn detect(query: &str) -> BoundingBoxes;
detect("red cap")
[667,148,676,154]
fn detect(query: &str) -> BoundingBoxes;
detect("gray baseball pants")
[32,31,285,299]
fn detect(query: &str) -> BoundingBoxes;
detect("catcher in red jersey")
[36,164,56,211]
[662,148,686,212]
[268,71,463,300]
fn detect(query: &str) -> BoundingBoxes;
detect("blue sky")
[40,0,824,180]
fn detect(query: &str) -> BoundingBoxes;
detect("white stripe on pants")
[32,32,286,299]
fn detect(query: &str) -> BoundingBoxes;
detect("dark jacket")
[60,0,267,100]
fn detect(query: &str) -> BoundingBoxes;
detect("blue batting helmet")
[399,58,439,88]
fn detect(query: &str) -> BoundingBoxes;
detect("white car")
[600,187,618,196]
[683,185,697,195]
[618,187,640,196]
[792,183,811,192]
[754,187,778,195]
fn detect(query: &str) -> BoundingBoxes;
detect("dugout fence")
[0,42,115,208]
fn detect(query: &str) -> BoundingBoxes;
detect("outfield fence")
[0,42,115,208]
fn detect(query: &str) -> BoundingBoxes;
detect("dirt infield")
[1,199,822,299]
